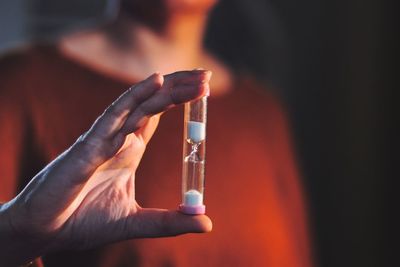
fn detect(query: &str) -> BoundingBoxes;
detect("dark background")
[0,0,395,266]
[207,1,395,266]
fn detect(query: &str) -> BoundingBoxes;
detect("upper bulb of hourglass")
[187,121,205,144]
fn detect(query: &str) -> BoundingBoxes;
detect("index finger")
[120,70,211,135]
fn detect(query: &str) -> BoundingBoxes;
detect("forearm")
[0,201,45,266]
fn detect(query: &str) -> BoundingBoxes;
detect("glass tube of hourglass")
[179,96,207,215]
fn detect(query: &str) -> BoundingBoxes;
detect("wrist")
[0,201,46,266]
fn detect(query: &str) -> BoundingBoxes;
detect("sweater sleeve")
[267,96,314,267]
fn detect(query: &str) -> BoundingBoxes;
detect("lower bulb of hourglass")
[179,151,205,214]
[184,189,203,206]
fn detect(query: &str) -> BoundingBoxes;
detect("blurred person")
[0,71,212,267]
[0,0,312,266]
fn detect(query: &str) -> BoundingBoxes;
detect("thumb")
[125,209,212,239]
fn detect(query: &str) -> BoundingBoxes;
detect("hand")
[0,70,212,266]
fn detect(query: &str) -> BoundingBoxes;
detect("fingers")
[37,70,211,193]
[90,73,163,140]
[120,70,211,135]
[79,69,211,164]
[126,209,212,239]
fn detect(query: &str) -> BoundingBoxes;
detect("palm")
[58,131,151,248]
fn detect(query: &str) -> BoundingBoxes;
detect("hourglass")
[179,96,207,215]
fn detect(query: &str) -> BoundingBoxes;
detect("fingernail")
[205,70,212,80]
[202,82,210,97]
[149,72,164,85]
[147,72,158,80]
[201,70,212,83]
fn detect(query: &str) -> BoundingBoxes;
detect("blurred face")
[122,0,218,17]
[161,0,218,12]
[121,0,218,31]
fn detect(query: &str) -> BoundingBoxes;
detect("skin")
[59,0,232,95]
[0,70,212,266]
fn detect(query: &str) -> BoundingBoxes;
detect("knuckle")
[104,102,119,118]
[128,88,140,106]
[74,135,108,163]
[168,88,180,105]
